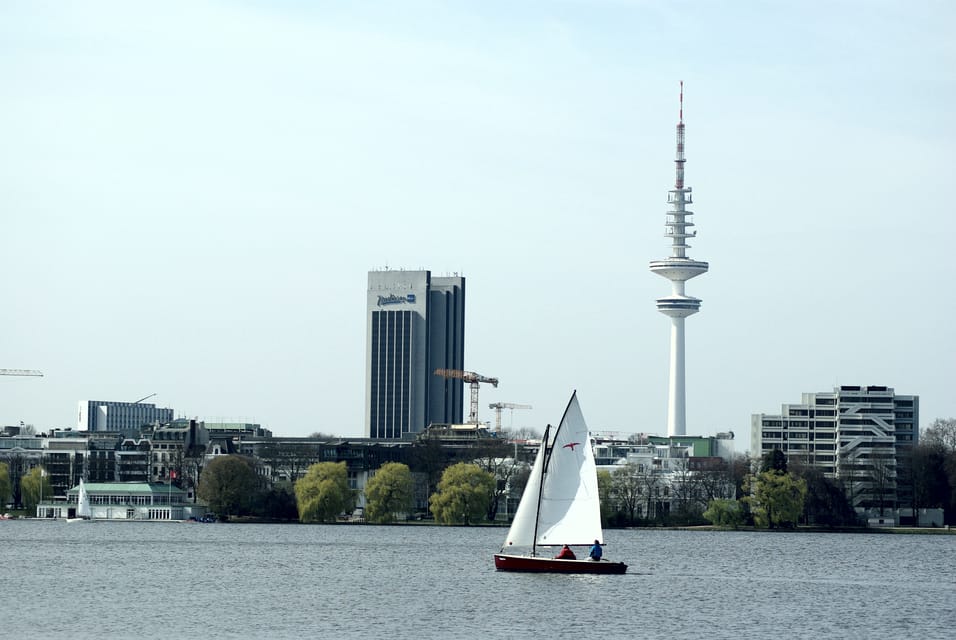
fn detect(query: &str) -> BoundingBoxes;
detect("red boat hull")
[494,554,627,574]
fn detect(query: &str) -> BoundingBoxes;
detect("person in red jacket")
[554,545,576,560]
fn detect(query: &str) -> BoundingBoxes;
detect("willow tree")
[295,461,354,523]
[429,462,495,525]
[364,462,414,523]
[20,467,52,512]
[0,462,11,509]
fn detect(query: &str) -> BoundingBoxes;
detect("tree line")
[193,456,499,525]
[6,419,953,527]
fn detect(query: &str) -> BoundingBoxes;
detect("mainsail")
[535,392,603,546]
[77,479,91,518]
[500,392,603,554]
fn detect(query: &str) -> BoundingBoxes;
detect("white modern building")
[649,84,708,437]
[752,385,919,511]
[78,400,174,434]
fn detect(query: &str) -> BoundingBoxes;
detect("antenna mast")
[675,81,685,189]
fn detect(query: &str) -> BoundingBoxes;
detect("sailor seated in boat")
[588,540,603,561]
[554,544,576,560]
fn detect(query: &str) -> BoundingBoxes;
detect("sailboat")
[494,392,627,574]
[67,479,91,522]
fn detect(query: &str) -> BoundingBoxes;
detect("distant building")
[204,422,272,439]
[365,269,465,439]
[592,433,736,519]
[78,400,174,434]
[751,385,918,511]
[36,482,204,521]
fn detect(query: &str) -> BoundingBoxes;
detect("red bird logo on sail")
[563,442,581,451]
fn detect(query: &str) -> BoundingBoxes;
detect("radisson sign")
[377,293,416,307]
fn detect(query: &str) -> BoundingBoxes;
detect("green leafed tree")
[364,462,414,523]
[294,461,354,523]
[20,466,53,512]
[429,462,495,525]
[197,455,258,517]
[745,470,807,529]
[0,462,11,508]
[703,499,744,529]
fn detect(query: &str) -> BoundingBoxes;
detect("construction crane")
[488,402,532,432]
[434,368,499,424]
[0,369,43,377]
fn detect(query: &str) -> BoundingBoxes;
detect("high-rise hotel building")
[365,270,465,439]
[752,385,918,510]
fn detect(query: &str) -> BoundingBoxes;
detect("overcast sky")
[2,1,954,454]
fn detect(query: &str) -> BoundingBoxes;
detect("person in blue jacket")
[588,540,603,561]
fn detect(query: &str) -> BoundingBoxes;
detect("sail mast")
[530,422,551,558]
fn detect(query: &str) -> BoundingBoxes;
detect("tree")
[597,469,614,526]
[921,418,956,524]
[249,482,299,521]
[789,460,857,527]
[863,454,897,516]
[670,458,703,517]
[703,499,744,529]
[0,462,12,508]
[294,461,354,523]
[469,439,519,521]
[20,466,52,512]
[923,418,956,451]
[761,449,788,474]
[610,463,644,524]
[731,454,754,500]
[364,462,414,523]
[745,471,807,529]
[258,443,322,484]
[197,455,258,517]
[429,462,495,525]
[903,441,955,525]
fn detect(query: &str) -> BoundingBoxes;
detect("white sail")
[77,479,91,518]
[500,424,548,552]
[535,392,604,546]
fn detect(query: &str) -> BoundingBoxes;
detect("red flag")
[170,470,177,480]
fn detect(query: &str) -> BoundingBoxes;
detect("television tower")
[649,82,709,437]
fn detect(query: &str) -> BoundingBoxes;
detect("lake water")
[2,521,954,639]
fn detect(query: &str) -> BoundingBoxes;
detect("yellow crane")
[488,402,532,432]
[0,369,43,377]
[434,368,499,424]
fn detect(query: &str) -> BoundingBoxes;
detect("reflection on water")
[5,521,954,640]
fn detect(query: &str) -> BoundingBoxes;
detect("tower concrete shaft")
[649,83,708,437]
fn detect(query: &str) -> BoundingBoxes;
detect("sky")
[2,1,954,454]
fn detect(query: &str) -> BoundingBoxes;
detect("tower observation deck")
[649,82,709,437]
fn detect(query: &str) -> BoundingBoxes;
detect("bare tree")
[923,418,956,452]
[865,454,896,516]
[610,463,644,523]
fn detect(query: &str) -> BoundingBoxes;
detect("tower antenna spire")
[675,81,686,189]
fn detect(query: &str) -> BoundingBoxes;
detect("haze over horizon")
[3,1,954,454]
